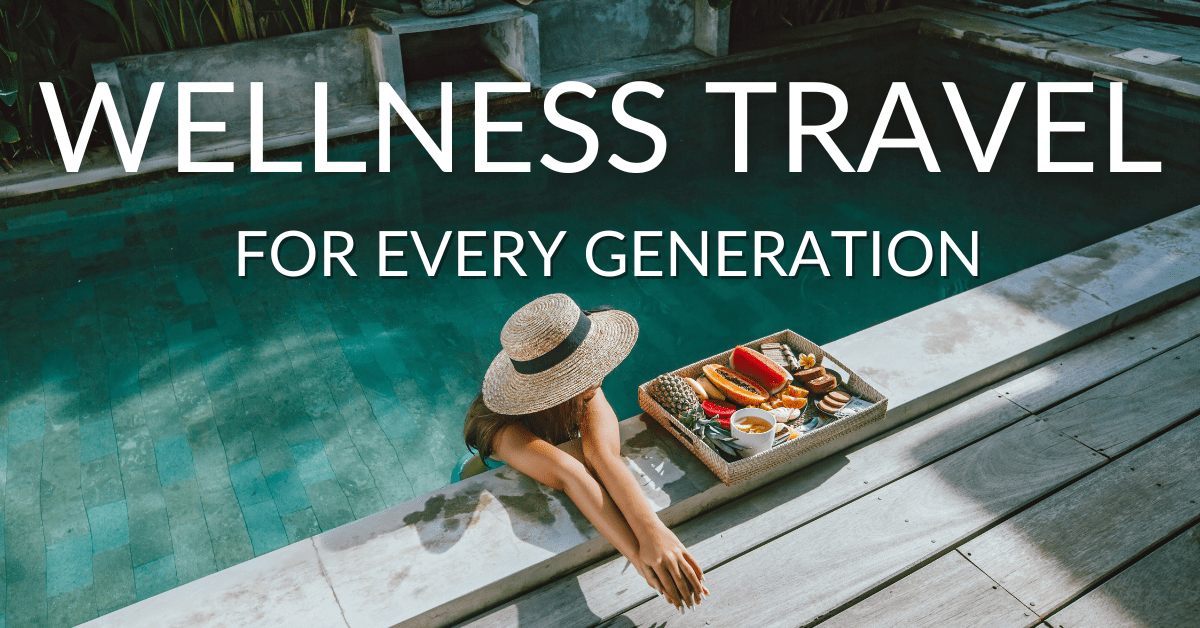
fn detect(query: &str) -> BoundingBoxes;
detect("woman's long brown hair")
[463,393,584,459]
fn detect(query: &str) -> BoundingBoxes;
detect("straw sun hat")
[482,294,639,416]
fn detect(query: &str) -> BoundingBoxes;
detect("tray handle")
[665,416,693,442]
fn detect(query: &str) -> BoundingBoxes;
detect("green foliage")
[0,118,19,142]
[143,0,211,51]
[0,0,364,162]
[0,0,115,161]
[134,0,360,50]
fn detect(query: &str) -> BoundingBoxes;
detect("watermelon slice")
[702,399,736,420]
[730,346,793,394]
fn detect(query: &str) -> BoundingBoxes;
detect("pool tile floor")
[1,260,471,627]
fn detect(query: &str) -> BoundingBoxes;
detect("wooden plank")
[1026,5,1153,36]
[1075,23,1200,61]
[1115,0,1200,18]
[946,3,1150,36]
[820,551,1033,628]
[961,416,1200,618]
[603,416,1102,628]
[456,389,1029,628]
[1047,522,1200,628]
[1037,337,1200,456]
[998,297,1200,414]
[457,299,1200,628]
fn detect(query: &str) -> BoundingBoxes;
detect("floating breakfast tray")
[638,330,888,486]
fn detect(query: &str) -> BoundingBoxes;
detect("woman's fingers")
[639,566,664,597]
[683,551,708,598]
[666,557,699,608]
[653,562,683,609]
[684,551,704,582]
[678,553,704,606]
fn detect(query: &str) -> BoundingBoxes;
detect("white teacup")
[730,408,777,458]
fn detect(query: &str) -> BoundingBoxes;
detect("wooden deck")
[458,295,1200,628]
[947,0,1200,64]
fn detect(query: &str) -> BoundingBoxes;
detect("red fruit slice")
[730,346,793,394]
[702,399,736,420]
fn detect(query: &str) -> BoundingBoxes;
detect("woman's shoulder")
[463,393,524,459]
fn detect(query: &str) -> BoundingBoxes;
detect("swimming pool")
[2,34,1199,627]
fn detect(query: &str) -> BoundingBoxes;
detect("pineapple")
[648,374,706,427]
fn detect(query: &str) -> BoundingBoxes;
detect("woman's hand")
[577,388,710,610]
[636,524,707,610]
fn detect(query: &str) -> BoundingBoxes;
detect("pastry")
[804,374,837,394]
[702,364,770,406]
[760,343,792,371]
[822,396,847,409]
[827,391,851,404]
[824,363,850,387]
[817,396,847,414]
[730,346,793,394]
[796,366,826,382]
[696,376,726,401]
[817,399,843,414]
[779,344,805,371]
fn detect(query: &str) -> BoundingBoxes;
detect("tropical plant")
[690,416,748,461]
[0,0,371,163]
[142,0,213,51]
[133,0,362,51]
[0,0,124,162]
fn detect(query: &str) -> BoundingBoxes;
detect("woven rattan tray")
[638,330,888,486]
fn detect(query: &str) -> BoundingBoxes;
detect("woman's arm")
[489,422,662,595]
[578,389,707,609]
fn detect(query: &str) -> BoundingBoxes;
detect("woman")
[461,294,708,611]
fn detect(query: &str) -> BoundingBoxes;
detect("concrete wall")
[522,0,698,71]
[95,26,403,159]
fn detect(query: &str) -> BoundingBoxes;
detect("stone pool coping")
[954,0,1107,18]
[6,1,1200,205]
[73,197,1200,628]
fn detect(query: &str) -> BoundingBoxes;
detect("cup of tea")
[730,408,778,458]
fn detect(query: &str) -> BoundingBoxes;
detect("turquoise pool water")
[2,35,1199,627]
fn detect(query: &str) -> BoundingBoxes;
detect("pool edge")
[69,203,1200,628]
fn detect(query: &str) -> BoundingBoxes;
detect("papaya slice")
[730,346,793,394]
[702,364,769,407]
